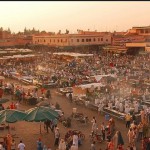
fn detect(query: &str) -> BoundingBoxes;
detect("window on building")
[54,39,55,43]
[106,39,108,42]
[82,39,84,42]
[44,39,45,42]
[98,38,100,41]
[101,38,103,41]
[86,39,88,42]
[61,39,63,43]
[77,39,79,42]
[93,38,96,42]
[50,39,51,43]
[38,39,39,42]
[89,39,91,42]
[58,39,59,43]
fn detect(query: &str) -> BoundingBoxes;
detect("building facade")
[0,36,32,48]
[128,26,150,36]
[125,26,150,53]
[32,31,112,47]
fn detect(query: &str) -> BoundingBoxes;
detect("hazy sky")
[0,1,150,33]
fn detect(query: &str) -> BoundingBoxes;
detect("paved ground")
[0,81,147,150]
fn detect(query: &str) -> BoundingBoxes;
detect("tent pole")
[8,123,10,133]
[40,121,41,134]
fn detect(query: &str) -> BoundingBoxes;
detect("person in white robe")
[125,106,130,114]
[58,139,66,150]
[115,100,120,110]
[119,102,124,112]
[143,105,148,114]
[72,134,78,148]
[134,102,139,113]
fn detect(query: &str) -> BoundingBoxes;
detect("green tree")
[24,27,27,33]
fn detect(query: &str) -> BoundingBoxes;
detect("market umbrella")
[0,98,9,104]
[24,106,59,134]
[0,109,27,133]
[0,109,26,123]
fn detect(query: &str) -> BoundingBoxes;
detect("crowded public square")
[0,1,150,150]
[0,50,150,150]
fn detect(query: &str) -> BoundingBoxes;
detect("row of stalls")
[57,74,116,104]
[0,54,39,64]
[0,54,46,87]
[58,78,143,121]
[52,52,94,63]
[0,48,33,57]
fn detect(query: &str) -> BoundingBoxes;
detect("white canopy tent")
[77,82,104,89]
[91,74,117,82]
[53,52,93,57]
[73,82,104,97]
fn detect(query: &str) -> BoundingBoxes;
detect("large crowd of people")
[0,50,150,150]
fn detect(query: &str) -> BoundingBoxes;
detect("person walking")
[58,138,66,150]
[0,143,3,150]
[125,113,132,128]
[37,138,43,150]
[117,131,124,148]
[137,122,143,141]
[68,92,72,103]
[18,140,25,150]
[127,128,134,145]
[46,89,51,99]
[11,139,16,150]
[90,141,96,150]
[15,102,19,110]
[70,144,78,150]
[113,131,119,150]
[7,134,12,150]
[72,133,78,148]
[44,120,50,133]
[101,122,105,141]
[91,117,97,135]
[54,127,60,146]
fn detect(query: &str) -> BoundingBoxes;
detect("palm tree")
[65,29,69,34]
[0,27,3,31]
